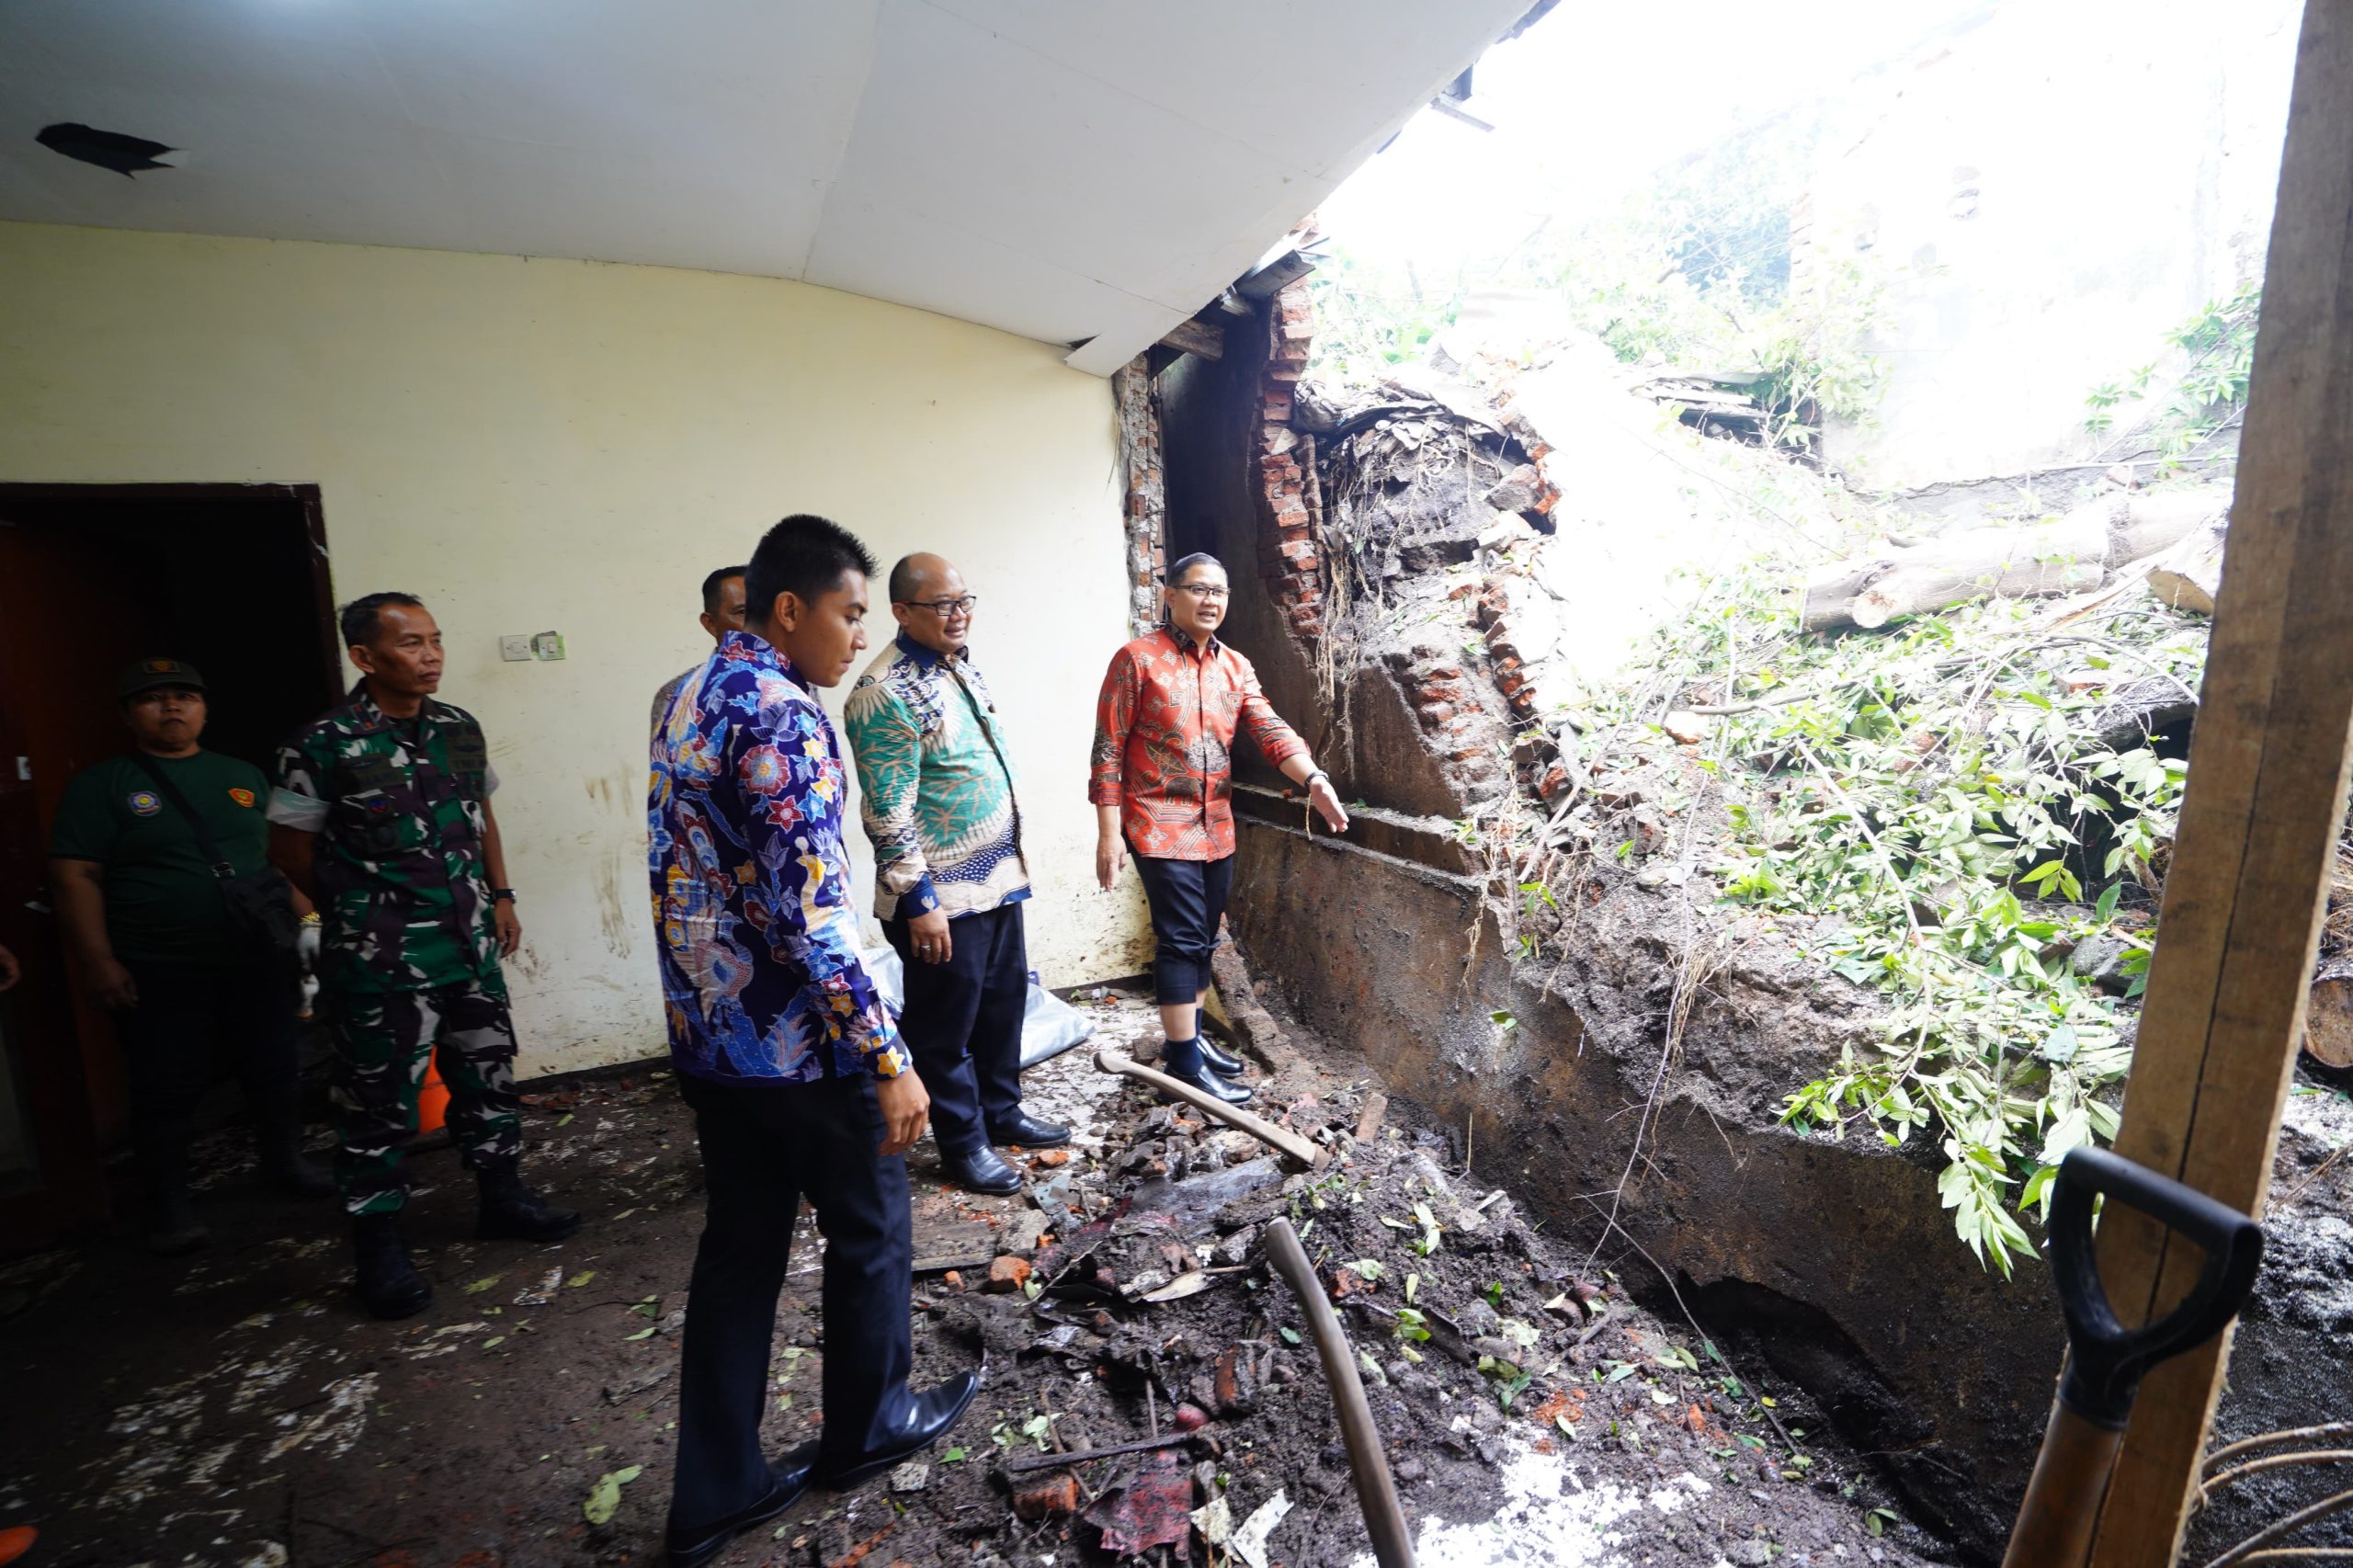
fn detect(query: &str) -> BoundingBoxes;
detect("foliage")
[1310,193,1901,452]
[2085,279,2262,470]
[1573,572,2208,1274]
[1307,244,1465,382]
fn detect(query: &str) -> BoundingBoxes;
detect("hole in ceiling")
[36,122,177,177]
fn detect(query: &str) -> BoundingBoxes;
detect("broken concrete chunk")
[1005,1210,1050,1256]
[1664,710,1711,745]
[889,1460,928,1494]
[1211,1225,1258,1267]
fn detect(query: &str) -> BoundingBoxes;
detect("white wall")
[1815,0,2301,491]
[0,222,1153,1075]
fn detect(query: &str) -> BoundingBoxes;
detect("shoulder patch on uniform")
[127,790,162,817]
[229,787,256,808]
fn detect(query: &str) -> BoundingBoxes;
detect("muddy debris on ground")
[3,989,1939,1567]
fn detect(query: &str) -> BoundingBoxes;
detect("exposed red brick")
[984,1256,1033,1294]
[1013,1474,1081,1519]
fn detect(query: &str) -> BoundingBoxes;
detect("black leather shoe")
[476,1167,583,1243]
[147,1183,210,1256]
[1158,1060,1255,1107]
[352,1211,433,1319]
[940,1143,1022,1197]
[818,1372,981,1491]
[666,1444,817,1568]
[1196,1038,1250,1079]
[988,1111,1071,1149]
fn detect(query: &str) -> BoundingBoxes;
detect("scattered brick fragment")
[1012,1472,1081,1519]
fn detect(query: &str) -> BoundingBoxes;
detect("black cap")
[118,657,206,700]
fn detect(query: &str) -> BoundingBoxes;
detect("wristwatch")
[490,887,517,903]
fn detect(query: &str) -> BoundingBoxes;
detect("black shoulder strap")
[129,753,234,877]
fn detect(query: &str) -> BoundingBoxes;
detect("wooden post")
[2081,5,2353,1564]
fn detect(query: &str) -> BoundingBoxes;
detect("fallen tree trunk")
[1845,514,2109,630]
[2303,954,2353,1069]
[2148,515,2229,614]
[1802,487,2228,632]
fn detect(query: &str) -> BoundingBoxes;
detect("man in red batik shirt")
[1088,552,1349,1103]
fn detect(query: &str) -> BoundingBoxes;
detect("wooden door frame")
[0,481,337,1256]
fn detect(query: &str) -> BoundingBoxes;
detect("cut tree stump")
[2302,955,2353,1068]
[2147,516,2229,615]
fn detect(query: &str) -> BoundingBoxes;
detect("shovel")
[2001,1144,2265,1568]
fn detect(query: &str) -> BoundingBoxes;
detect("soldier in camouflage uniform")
[268,591,578,1319]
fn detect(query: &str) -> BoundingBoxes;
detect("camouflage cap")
[118,657,207,699]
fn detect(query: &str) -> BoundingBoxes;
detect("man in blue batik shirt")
[649,514,977,1568]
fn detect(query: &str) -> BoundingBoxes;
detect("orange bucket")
[417,1057,449,1135]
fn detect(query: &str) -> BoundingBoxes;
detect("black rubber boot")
[1196,1037,1250,1079]
[1158,1060,1255,1106]
[258,1134,335,1199]
[476,1165,583,1243]
[352,1211,433,1319]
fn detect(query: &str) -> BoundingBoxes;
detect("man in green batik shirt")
[844,553,1068,1198]
[268,592,578,1320]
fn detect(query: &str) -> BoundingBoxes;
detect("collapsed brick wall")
[1250,282,1325,643]
[1113,357,1167,637]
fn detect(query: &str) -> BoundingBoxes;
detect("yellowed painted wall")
[0,222,1152,1075]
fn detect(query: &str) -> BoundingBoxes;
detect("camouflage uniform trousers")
[331,978,522,1216]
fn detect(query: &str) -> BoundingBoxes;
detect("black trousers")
[882,902,1027,1153]
[671,1071,914,1530]
[114,956,304,1204]
[1128,848,1234,1006]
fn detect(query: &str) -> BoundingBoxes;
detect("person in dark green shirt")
[48,658,330,1255]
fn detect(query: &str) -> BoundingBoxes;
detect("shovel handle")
[2046,1146,2263,1428]
[2000,1147,2265,1568]
[2002,1403,2126,1568]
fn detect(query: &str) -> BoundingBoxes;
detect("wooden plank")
[1158,316,1224,361]
[2081,6,2353,1565]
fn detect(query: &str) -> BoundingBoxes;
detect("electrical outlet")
[499,634,534,662]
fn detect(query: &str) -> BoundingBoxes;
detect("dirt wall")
[1227,797,2063,1557]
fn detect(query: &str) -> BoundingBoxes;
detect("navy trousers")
[670,1071,914,1529]
[883,902,1027,1153]
[1129,848,1234,1006]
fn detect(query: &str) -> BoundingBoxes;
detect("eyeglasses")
[900,595,977,616]
[1169,583,1230,601]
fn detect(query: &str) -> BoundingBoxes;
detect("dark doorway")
[0,483,339,1255]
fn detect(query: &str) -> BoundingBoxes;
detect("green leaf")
[2094,884,2121,924]
[583,1465,643,1526]
[567,1271,597,1289]
[623,1325,657,1342]
[463,1276,503,1295]
[1279,1326,1302,1346]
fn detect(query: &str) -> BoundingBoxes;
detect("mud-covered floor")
[4,990,1939,1568]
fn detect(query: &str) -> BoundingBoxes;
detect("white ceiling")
[0,0,1533,374]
